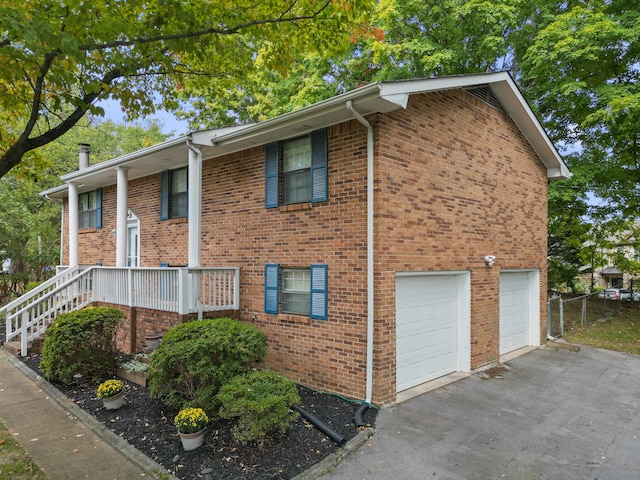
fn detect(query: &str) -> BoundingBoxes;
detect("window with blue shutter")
[264,264,280,314]
[310,264,328,320]
[78,189,101,229]
[265,263,328,319]
[265,128,328,208]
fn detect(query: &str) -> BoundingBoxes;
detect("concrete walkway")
[318,345,640,480]
[0,348,173,479]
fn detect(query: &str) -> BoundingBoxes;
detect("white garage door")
[396,275,459,392]
[500,271,532,354]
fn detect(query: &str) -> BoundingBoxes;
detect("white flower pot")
[179,429,205,451]
[101,391,124,410]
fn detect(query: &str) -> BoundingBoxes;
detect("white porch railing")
[92,267,240,314]
[2,266,93,356]
[2,266,240,356]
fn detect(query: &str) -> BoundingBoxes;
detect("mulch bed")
[19,354,376,479]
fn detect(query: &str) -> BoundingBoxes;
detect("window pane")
[283,137,311,172]
[283,170,311,204]
[171,191,187,218]
[283,292,310,315]
[282,269,311,315]
[172,168,187,193]
[78,191,96,228]
[283,269,310,291]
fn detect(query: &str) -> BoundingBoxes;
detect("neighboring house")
[31,72,569,405]
[591,237,640,290]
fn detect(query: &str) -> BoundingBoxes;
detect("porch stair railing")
[2,266,240,356]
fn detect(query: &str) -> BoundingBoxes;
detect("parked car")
[597,288,640,301]
[599,288,622,300]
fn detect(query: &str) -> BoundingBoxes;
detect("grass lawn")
[0,420,47,480]
[563,307,640,355]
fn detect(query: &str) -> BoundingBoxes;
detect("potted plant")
[174,407,208,450]
[97,379,125,410]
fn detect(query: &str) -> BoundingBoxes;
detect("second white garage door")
[396,274,469,392]
[499,271,538,355]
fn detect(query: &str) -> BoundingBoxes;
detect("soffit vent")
[463,85,507,114]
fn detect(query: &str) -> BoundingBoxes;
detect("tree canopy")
[0,119,168,283]
[0,0,373,177]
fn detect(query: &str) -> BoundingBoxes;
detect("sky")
[98,98,190,139]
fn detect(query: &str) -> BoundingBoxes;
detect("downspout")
[346,100,374,405]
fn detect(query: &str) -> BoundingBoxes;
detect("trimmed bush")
[147,318,268,412]
[40,307,125,383]
[217,370,300,444]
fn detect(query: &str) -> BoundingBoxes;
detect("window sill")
[278,313,311,325]
[79,228,98,234]
[280,203,312,212]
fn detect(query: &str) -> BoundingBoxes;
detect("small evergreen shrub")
[217,370,301,444]
[147,318,268,412]
[40,307,125,383]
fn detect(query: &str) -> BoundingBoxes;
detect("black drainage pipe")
[293,405,346,447]
[354,403,370,428]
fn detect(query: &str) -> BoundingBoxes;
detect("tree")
[178,0,522,129]
[0,0,373,178]
[518,1,640,219]
[0,119,168,282]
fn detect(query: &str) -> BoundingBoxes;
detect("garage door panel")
[500,272,531,355]
[397,275,458,392]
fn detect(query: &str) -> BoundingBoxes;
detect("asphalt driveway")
[319,345,640,480]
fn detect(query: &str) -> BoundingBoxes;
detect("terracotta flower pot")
[101,390,124,410]
[178,429,205,451]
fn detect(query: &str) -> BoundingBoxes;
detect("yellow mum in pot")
[175,407,209,434]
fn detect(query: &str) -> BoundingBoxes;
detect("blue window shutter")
[95,188,103,228]
[310,264,328,320]
[160,170,169,220]
[265,143,279,208]
[265,264,279,314]
[311,129,328,203]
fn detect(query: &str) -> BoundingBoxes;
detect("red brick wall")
[373,91,548,403]
[59,88,549,405]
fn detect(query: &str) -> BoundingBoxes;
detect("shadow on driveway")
[320,346,640,480]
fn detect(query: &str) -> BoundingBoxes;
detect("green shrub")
[40,307,125,383]
[147,318,268,412]
[217,370,300,444]
[25,281,42,293]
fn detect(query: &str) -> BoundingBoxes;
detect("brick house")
[38,72,570,405]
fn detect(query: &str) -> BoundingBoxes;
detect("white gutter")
[346,100,374,405]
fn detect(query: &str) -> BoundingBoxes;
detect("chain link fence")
[548,293,629,338]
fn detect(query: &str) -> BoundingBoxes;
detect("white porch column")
[115,167,129,267]
[68,182,79,267]
[187,142,202,268]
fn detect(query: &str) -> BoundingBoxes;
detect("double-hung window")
[282,268,311,315]
[265,128,328,208]
[264,264,328,320]
[78,189,102,229]
[161,167,188,219]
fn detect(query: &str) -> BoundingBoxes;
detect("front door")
[127,222,139,267]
